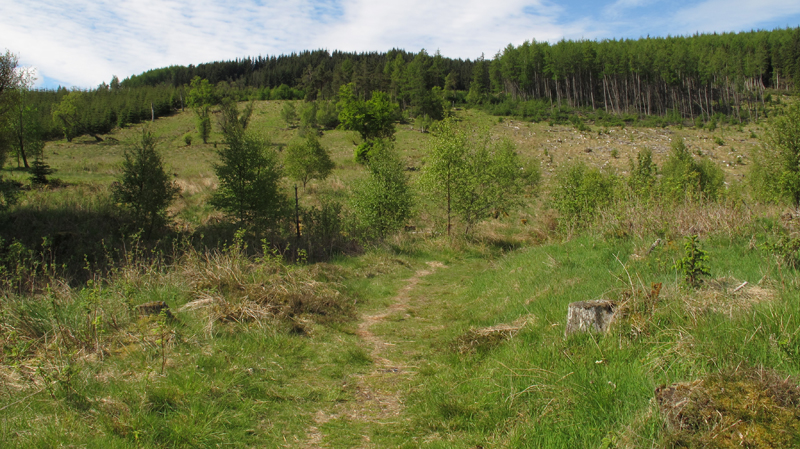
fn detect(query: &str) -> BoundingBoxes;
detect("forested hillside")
[15,27,800,147]
[3,23,800,445]
[489,28,800,120]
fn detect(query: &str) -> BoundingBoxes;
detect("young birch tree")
[421,118,525,235]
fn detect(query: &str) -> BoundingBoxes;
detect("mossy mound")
[657,368,800,448]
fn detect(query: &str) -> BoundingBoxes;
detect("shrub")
[661,139,724,201]
[315,100,339,129]
[0,178,20,210]
[414,114,433,133]
[351,140,413,240]
[280,101,297,128]
[628,148,656,198]
[297,101,319,137]
[301,200,348,259]
[749,103,800,207]
[421,119,527,235]
[673,235,711,287]
[196,110,211,144]
[29,158,54,186]
[550,161,617,226]
[284,134,334,190]
[183,133,192,146]
[764,236,800,269]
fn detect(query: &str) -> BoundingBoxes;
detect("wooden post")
[294,185,301,240]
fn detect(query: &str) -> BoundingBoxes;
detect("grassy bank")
[2,101,800,447]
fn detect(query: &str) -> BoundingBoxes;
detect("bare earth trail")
[299,261,447,448]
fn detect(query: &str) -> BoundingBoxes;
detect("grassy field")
[1,101,799,447]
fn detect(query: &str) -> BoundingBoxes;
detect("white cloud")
[602,0,657,19]
[313,0,576,58]
[1,0,798,89]
[3,0,326,87]
[671,0,800,35]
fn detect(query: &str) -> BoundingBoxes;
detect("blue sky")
[3,0,799,90]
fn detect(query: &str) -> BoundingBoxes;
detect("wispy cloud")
[316,0,580,57]
[671,0,800,35]
[1,0,798,89]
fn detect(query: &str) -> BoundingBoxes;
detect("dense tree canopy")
[491,28,800,120]
[9,27,800,145]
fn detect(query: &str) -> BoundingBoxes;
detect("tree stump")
[565,300,617,335]
[135,301,173,319]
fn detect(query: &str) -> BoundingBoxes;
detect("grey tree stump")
[565,300,617,335]
[135,301,174,319]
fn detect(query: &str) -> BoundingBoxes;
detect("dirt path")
[300,261,445,448]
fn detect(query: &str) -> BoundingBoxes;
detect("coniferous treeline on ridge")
[20,84,183,144]
[20,27,800,145]
[486,27,800,122]
[120,49,476,101]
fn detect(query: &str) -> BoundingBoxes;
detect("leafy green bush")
[421,119,527,235]
[338,84,399,164]
[351,140,412,240]
[673,235,711,287]
[297,101,319,137]
[627,148,656,198]
[764,236,800,269]
[280,101,297,128]
[315,100,339,129]
[284,134,334,190]
[661,139,724,201]
[550,161,617,226]
[749,103,800,206]
[414,114,433,133]
[187,77,214,144]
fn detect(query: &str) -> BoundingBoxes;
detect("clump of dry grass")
[452,315,534,354]
[612,282,663,339]
[0,238,355,391]
[180,245,354,327]
[690,277,777,317]
[656,367,800,448]
[596,198,771,241]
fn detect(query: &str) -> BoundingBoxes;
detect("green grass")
[326,235,794,447]
[2,101,800,447]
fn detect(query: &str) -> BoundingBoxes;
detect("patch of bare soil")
[298,261,445,448]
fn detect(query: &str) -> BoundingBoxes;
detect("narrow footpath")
[300,261,446,448]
